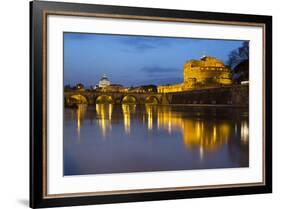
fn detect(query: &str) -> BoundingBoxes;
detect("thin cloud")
[141,66,181,74]
[118,36,174,52]
[135,77,182,86]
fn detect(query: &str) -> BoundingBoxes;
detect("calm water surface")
[64,104,249,176]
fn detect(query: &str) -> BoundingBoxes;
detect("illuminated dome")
[98,74,110,88]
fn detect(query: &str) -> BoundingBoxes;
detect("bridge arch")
[95,95,114,104]
[66,94,88,105]
[144,96,159,105]
[121,95,138,104]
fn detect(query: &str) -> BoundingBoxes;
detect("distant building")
[140,85,158,92]
[103,84,126,92]
[128,86,146,93]
[157,56,232,93]
[98,74,110,88]
[95,75,128,92]
[128,85,157,93]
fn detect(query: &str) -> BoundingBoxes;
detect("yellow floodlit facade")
[157,56,232,93]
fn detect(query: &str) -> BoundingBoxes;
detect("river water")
[63,104,249,176]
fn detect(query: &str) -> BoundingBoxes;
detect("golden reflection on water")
[76,104,87,141]
[95,104,113,138]
[75,104,248,153]
[241,120,249,143]
[155,106,232,152]
[145,105,154,130]
[122,104,136,134]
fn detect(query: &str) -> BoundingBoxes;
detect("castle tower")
[157,56,232,93]
[183,56,232,86]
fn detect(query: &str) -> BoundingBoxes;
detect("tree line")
[227,41,249,83]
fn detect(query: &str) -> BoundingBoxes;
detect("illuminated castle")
[157,56,232,93]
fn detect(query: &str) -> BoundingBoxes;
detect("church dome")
[100,75,109,81]
[98,74,110,88]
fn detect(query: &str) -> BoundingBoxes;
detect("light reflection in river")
[122,104,136,134]
[64,104,249,175]
[95,104,113,138]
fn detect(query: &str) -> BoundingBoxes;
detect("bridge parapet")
[64,91,167,105]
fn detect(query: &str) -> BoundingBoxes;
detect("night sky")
[64,32,245,88]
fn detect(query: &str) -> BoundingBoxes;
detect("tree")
[227,41,249,69]
[233,60,249,83]
[227,41,249,83]
[64,84,72,91]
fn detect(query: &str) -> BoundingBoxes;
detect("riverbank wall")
[168,84,248,107]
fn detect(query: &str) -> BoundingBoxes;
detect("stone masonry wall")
[170,84,249,106]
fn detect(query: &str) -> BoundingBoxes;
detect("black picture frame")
[30,0,272,208]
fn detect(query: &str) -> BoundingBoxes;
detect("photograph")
[29,1,272,207]
[63,32,250,176]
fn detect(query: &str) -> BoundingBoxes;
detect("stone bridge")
[64,84,248,106]
[64,91,171,105]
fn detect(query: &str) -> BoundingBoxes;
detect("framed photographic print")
[30,0,272,208]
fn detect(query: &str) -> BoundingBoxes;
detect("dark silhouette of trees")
[233,60,249,83]
[64,84,72,91]
[227,41,249,69]
[227,41,249,82]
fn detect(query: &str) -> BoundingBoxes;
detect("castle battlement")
[157,56,232,93]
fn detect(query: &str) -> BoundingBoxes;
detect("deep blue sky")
[64,32,245,87]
